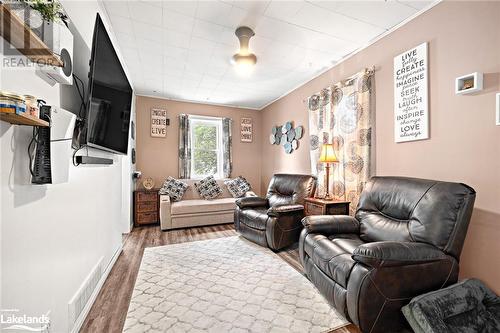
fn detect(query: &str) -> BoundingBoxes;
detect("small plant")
[21,0,68,25]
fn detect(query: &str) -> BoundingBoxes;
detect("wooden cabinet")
[304,198,350,216]
[134,189,159,226]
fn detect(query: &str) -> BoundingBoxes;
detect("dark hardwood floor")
[80,224,360,333]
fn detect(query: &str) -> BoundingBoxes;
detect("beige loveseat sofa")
[160,179,255,231]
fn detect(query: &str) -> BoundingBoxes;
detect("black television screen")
[86,14,132,155]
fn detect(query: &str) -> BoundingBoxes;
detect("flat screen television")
[85,14,132,155]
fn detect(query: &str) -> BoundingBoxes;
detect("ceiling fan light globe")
[231,53,257,65]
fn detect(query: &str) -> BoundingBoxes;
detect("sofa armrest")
[159,195,172,231]
[352,241,449,268]
[301,215,359,235]
[267,204,304,217]
[235,196,269,209]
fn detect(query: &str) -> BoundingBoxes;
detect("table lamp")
[319,144,338,199]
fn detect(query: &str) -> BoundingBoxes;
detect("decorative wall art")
[240,117,253,142]
[151,108,169,138]
[394,42,429,143]
[269,121,304,154]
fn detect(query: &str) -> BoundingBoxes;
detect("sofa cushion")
[180,179,233,200]
[158,177,189,201]
[224,176,251,198]
[171,197,236,215]
[303,234,364,288]
[238,207,269,230]
[194,175,223,199]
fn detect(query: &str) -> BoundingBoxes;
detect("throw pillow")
[194,175,223,199]
[225,176,251,198]
[158,177,188,201]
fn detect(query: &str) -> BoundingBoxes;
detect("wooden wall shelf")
[0,4,63,67]
[0,107,49,127]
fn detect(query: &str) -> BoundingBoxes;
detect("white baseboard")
[69,244,123,333]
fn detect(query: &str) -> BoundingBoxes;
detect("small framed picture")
[240,117,253,142]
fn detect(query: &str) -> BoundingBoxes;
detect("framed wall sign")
[394,42,429,143]
[151,108,167,138]
[240,117,253,142]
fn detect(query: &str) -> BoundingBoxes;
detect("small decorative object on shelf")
[455,72,483,95]
[0,4,64,67]
[270,121,304,154]
[0,91,26,114]
[24,95,39,118]
[142,177,155,190]
[304,197,350,216]
[0,90,48,127]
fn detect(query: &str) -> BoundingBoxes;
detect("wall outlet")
[496,93,500,126]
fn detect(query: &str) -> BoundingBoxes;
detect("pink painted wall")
[261,1,500,292]
[136,96,262,194]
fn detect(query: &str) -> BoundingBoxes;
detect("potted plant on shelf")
[10,0,69,41]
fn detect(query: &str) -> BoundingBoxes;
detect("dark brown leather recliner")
[235,173,316,251]
[299,176,476,333]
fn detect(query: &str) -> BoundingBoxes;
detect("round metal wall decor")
[269,121,304,154]
[295,126,303,140]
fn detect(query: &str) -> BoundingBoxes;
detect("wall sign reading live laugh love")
[394,42,429,143]
[151,108,168,137]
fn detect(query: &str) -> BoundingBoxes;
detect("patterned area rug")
[123,236,348,333]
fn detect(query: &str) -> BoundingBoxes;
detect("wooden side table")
[304,197,350,216]
[134,189,159,226]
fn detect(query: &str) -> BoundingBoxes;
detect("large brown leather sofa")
[299,176,476,333]
[235,173,316,251]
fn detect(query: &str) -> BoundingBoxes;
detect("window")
[189,116,224,179]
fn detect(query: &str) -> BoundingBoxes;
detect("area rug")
[123,236,348,332]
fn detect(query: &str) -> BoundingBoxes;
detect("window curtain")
[178,114,191,179]
[178,114,232,179]
[222,117,233,178]
[307,68,375,215]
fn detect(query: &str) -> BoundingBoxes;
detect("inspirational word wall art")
[151,108,169,138]
[240,117,253,142]
[394,42,429,143]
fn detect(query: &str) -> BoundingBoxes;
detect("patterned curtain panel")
[222,117,233,178]
[307,69,375,215]
[178,114,191,179]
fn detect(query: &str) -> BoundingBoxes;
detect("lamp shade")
[319,144,338,163]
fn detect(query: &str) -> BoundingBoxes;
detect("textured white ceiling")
[103,0,436,109]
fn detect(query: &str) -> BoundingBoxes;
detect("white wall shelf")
[455,72,483,95]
